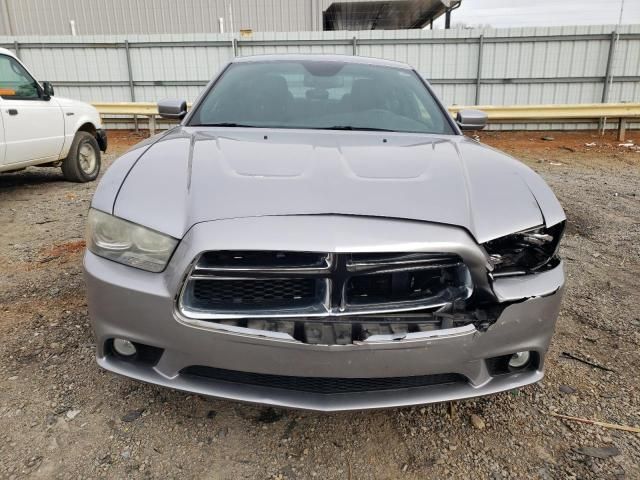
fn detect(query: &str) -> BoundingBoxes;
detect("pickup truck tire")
[61,131,101,182]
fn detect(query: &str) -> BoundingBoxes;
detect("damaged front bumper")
[85,215,565,411]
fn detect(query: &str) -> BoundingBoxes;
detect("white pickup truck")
[0,48,106,182]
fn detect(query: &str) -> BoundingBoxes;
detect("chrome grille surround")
[178,251,473,321]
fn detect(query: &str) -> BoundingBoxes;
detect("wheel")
[61,131,101,182]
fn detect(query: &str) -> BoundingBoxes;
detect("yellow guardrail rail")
[448,103,640,123]
[93,102,640,139]
[94,102,162,115]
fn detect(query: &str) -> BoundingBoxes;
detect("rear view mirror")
[455,109,487,130]
[158,98,187,119]
[41,81,54,99]
[303,73,344,89]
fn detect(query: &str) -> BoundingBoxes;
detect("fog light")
[508,351,531,369]
[113,338,137,357]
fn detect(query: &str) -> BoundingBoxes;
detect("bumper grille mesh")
[192,278,317,309]
[181,366,466,394]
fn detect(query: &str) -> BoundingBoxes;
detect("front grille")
[181,366,466,394]
[179,250,472,322]
[191,278,317,310]
[346,269,458,305]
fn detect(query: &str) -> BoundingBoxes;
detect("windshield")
[188,60,455,135]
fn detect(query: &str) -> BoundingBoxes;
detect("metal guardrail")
[95,102,161,115]
[94,102,640,140]
[94,102,183,134]
[448,103,640,140]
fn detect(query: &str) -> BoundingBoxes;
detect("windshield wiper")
[324,126,396,132]
[192,122,260,128]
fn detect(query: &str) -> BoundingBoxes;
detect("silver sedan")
[84,54,565,411]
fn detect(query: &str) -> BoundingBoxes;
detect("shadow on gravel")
[0,168,65,189]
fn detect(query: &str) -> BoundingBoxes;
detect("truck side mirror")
[41,81,54,100]
[158,99,188,120]
[455,109,487,130]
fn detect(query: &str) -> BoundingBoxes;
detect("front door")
[0,54,64,166]
[0,106,5,164]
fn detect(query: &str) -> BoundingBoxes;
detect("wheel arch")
[76,121,107,152]
[77,122,97,136]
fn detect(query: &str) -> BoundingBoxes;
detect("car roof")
[232,54,412,70]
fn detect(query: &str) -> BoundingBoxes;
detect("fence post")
[617,118,627,141]
[232,38,238,57]
[124,39,138,132]
[475,34,484,105]
[599,30,617,133]
[352,36,357,56]
[13,40,19,59]
[601,30,616,103]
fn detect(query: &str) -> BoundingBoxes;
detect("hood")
[113,127,564,243]
[53,96,101,121]
[53,96,96,110]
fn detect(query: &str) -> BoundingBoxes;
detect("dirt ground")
[1,129,639,479]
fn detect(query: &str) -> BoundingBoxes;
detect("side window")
[0,55,40,100]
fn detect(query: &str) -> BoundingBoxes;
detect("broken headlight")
[86,208,178,272]
[483,221,565,275]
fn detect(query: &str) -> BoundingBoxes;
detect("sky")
[432,0,640,28]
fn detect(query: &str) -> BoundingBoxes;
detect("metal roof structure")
[0,0,454,35]
[323,0,451,30]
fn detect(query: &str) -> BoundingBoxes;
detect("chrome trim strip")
[347,253,461,270]
[194,252,334,274]
[173,313,477,345]
[347,262,464,274]
[192,266,332,275]
[188,274,319,281]
[178,295,464,320]
[182,319,300,342]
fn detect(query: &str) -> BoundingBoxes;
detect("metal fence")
[2,24,639,129]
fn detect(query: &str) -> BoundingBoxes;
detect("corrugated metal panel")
[1,24,638,130]
[0,0,441,35]
[0,0,318,35]
[357,28,480,79]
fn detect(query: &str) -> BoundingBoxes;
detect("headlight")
[86,209,178,272]
[483,221,565,276]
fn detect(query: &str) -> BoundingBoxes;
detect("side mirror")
[41,81,54,99]
[455,109,487,130]
[158,98,187,120]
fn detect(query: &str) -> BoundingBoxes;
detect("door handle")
[7,108,18,115]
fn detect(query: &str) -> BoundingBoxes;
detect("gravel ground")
[0,130,639,479]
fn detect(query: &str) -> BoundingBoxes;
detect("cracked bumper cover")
[85,217,565,411]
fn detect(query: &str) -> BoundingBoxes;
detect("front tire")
[61,131,101,182]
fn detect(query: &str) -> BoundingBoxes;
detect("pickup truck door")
[0,107,5,164]
[0,54,64,166]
